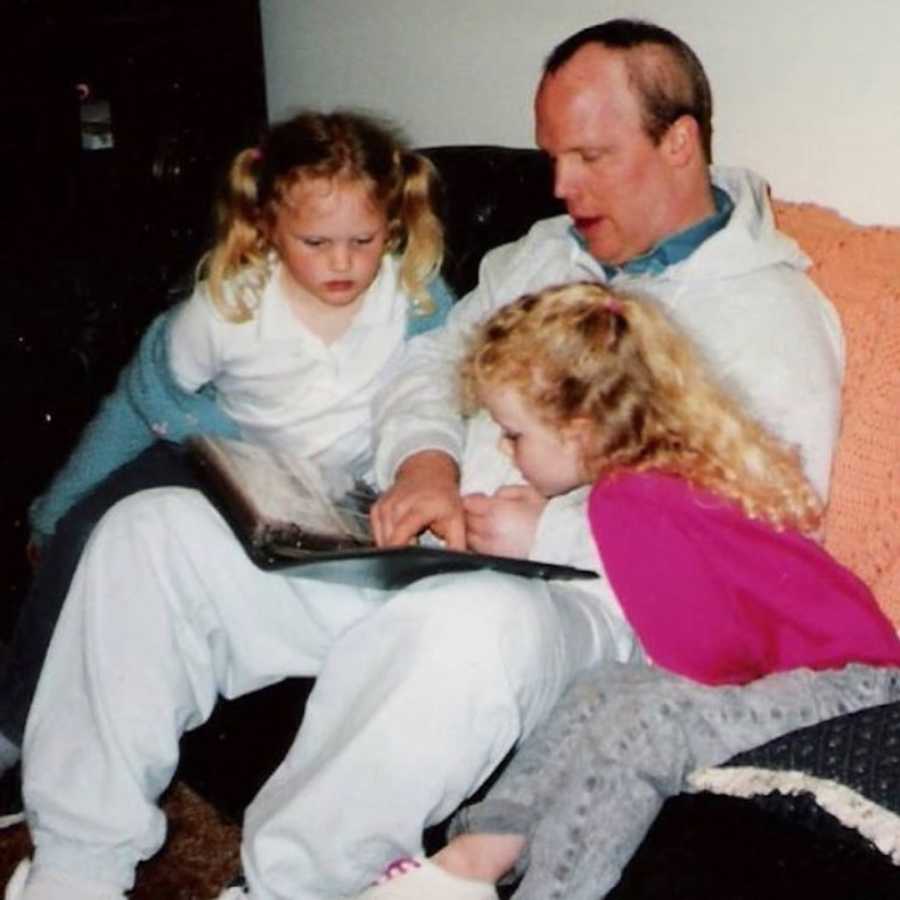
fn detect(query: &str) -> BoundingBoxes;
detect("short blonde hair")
[461,282,822,533]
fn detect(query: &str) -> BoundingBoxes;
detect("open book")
[188,436,598,589]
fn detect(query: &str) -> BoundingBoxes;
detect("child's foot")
[356,856,498,898]
[433,833,526,884]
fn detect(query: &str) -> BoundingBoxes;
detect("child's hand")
[463,485,547,558]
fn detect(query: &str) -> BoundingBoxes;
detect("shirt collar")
[569,185,734,279]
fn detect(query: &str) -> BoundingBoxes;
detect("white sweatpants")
[22,488,632,900]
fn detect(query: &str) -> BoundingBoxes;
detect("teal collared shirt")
[570,185,734,279]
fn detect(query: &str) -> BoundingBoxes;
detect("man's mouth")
[572,215,602,233]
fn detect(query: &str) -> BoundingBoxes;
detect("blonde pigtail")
[200,147,271,323]
[395,151,444,314]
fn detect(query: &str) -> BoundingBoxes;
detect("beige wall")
[260,0,900,225]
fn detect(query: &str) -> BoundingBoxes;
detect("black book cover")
[189,436,598,589]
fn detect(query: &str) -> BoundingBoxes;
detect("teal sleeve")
[28,309,241,541]
[404,273,456,338]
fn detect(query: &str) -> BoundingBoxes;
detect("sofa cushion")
[691,205,900,865]
[691,698,900,863]
[774,201,900,626]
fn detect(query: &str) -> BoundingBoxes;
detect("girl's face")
[480,384,589,497]
[269,176,388,314]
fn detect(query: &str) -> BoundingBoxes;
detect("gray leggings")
[450,663,900,900]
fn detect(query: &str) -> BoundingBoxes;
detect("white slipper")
[0,812,25,830]
[2,859,126,900]
[4,859,28,900]
[357,857,498,899]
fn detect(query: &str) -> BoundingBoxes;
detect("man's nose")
[553,158,577,200]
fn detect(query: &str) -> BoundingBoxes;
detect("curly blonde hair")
[460,282,822,533]
[200,110,444,322]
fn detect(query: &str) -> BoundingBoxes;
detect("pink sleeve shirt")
[588,472,900,686]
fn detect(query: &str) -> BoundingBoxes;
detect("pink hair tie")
[606,298,623,314]
[376,858,422,884]
[248,147,263,162]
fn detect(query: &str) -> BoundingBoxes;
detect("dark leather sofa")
[7,146,900,899]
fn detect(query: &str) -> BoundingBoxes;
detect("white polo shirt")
[168,255,410,477]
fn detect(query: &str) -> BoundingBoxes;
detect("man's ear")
[662,115,700,167]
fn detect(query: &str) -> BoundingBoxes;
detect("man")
[8,19,843,900]
[372,19,841,553]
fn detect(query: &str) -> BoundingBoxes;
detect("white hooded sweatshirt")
[373,166,844,570]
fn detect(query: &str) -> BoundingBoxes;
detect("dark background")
[1,0,268,632]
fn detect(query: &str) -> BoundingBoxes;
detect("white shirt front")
[168,255,410,478]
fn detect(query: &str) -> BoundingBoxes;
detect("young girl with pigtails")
[359,282,900,900]
[166,110,447,477]
[0,111,451,794]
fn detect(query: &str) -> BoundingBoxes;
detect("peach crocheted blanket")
[774,201,900,626]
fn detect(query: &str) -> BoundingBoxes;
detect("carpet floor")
[0,782,240,899]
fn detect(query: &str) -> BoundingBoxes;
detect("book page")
[190,436,373,546]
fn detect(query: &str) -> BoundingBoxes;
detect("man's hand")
[463,485,547,558]
[371,451,466,548]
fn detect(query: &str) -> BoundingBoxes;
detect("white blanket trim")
[687,765,900,865]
